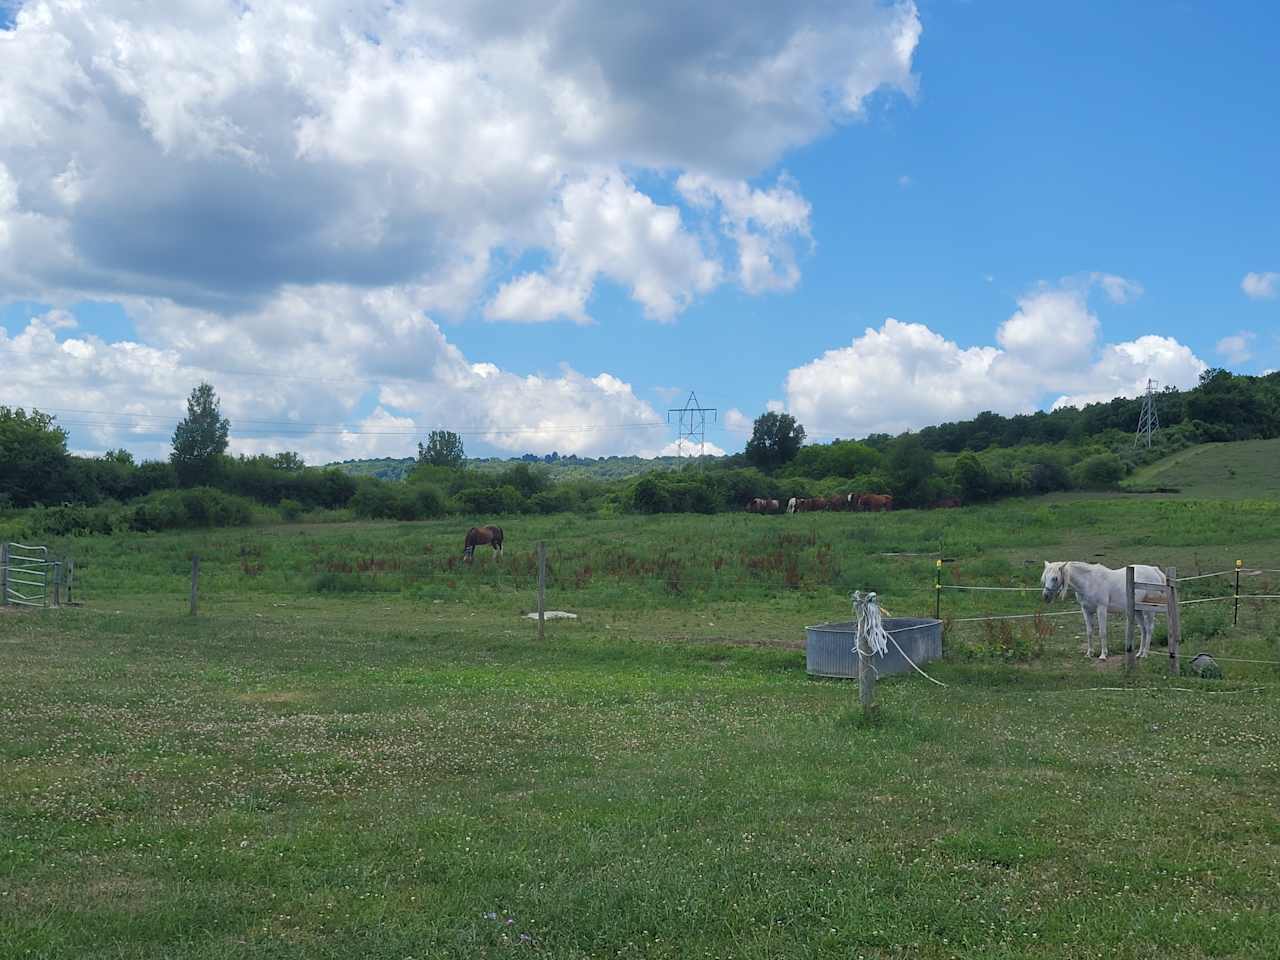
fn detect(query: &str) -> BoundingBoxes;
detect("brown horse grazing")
[463,525,504,563]
[857,493,894,512]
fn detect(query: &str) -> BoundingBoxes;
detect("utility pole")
[1134,378,1160,448]
[667,391,717,458]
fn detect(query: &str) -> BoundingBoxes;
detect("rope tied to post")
[851,590,891,658]
[851,591,947,687]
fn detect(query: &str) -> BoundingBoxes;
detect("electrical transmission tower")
[1134,378,1160,448]
[667,391,717,458]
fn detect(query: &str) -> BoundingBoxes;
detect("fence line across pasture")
[940,585,1041,593]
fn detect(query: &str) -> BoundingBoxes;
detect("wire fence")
[8,537,1279,674]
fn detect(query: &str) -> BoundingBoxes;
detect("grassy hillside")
[1124,438,1280,498]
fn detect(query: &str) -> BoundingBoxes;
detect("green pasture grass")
[1124,438,1280,499]
[4,498,1280,958]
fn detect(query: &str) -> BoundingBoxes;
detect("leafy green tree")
[745,411,806,470]
[886,434,937,506]
[417,430,465,467]
[0,407,72,507]
[171,383,230,487]
[952,452,992,502]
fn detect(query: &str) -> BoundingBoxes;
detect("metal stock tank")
[804,617,943,678]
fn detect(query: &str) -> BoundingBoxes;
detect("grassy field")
[1124,438,1280,499]
[3,497,1280,958]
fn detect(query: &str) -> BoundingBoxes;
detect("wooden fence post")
[1,542,8,606]
[536,541,546,642]
[65,559,75,606]
[50,562,61,608]
[858,632,876,719]
[190,555,200,617]
[1233,559,1242,627]
[1124,565,1136,674]
[1165,566,1180,678]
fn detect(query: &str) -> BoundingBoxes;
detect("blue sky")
[1,0,1276,461]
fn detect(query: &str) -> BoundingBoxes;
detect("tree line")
[2,369,1277,536]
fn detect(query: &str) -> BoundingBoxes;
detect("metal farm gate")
[1,542,62,608]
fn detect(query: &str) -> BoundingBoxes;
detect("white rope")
[850,591,947,687]
[1190,655,1280,665]
[885,632,948,687]
[1236,594,1280,601]
[1067,686,1268,695]
[940,585,1041,593]
[1174,570,1237,582]
[949,610,1080,623]
[1178,596,1234,606]
[850,591,890,657]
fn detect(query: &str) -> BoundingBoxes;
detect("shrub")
[350,480,401,520]
[128,487,255,531]
[1073,452,1126,489]
[630,476,672,514]
[408,484,447,519]
[530,487,578,514]
[350,479,450,520]
[456,484,527,515]
[22,503,123,537]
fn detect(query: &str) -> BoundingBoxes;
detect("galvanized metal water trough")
[805,617,943,678]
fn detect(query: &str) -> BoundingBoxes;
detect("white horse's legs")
[1138,611,1155,657]
[1096,606,1109,659]
[1080,603,1094,657]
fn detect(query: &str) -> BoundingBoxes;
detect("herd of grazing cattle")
[745,494,964,514]
[745,493,894,514]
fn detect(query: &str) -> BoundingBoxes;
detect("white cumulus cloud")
[0,0,920,318]
[784,281,1206,439]
[0,293,678,462]
[0,0,923,459]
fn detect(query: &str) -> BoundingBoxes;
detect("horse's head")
[1041,561,1070,602]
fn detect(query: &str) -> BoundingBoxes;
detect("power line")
[3,400,666,439]
[1135,378,1159,448]
[667,390,717,458]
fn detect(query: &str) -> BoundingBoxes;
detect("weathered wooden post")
[1165,566,1180,677]
[190,555,200,617]
[536,541,546,642]
[50,562,61,608]
[1,542,8,606]
[852,591,880,721]
[858,630,876,717]
[1233,559,1242,627]
[1124,565,1136,673]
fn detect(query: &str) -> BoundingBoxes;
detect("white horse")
[786,497,798,514]
[1041,561,1167,660]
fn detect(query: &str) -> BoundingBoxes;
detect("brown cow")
[857,493,894,512]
